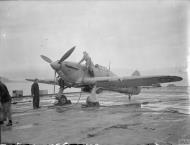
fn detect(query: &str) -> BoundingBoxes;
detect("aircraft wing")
[26,79,58,85]
[26,78,84,88]
[83,75,182,87]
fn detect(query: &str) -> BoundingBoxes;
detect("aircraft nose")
[50,61,61,70]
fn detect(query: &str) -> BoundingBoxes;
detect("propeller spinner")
[40,46,76,93]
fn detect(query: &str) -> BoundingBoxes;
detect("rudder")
[132,70,140,76]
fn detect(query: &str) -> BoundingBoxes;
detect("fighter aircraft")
[26,46,182,101]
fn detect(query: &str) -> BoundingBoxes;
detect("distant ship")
[0,76,11,82]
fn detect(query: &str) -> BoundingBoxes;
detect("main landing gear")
[54,79,71,106]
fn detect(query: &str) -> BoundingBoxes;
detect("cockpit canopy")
[95,64,109,71]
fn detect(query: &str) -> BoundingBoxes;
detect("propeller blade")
[40,55,52,63]
[58,46,75,63]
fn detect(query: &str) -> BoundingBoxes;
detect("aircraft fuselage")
[59,61,141,95]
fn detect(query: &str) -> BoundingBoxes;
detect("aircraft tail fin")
[132,70,140,76]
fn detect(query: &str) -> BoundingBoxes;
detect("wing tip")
[169,76,183,82]
[175,76,183,81]
[25,79,34,82]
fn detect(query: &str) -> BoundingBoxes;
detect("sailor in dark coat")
[0,81,12,126]
[31,79,40,109]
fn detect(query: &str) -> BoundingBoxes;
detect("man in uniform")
[0,81,12,126]
[78,51,94,77]
[31,79,40,109]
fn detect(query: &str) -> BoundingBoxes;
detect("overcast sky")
[0,0,188,79]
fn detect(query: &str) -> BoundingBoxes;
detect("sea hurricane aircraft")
[26,46,182,102]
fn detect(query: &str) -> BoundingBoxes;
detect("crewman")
[0,101,3,125]
[0,81,12,126]
[78,51,94,77]
[86,85,99,107]
[31,79,40,109]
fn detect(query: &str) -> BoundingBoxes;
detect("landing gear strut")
[128,94,131,101]
[55,79,71,106]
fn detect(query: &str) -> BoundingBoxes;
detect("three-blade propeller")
[40,46,76,93]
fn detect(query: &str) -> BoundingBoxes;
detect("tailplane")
[132,70,140,76]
